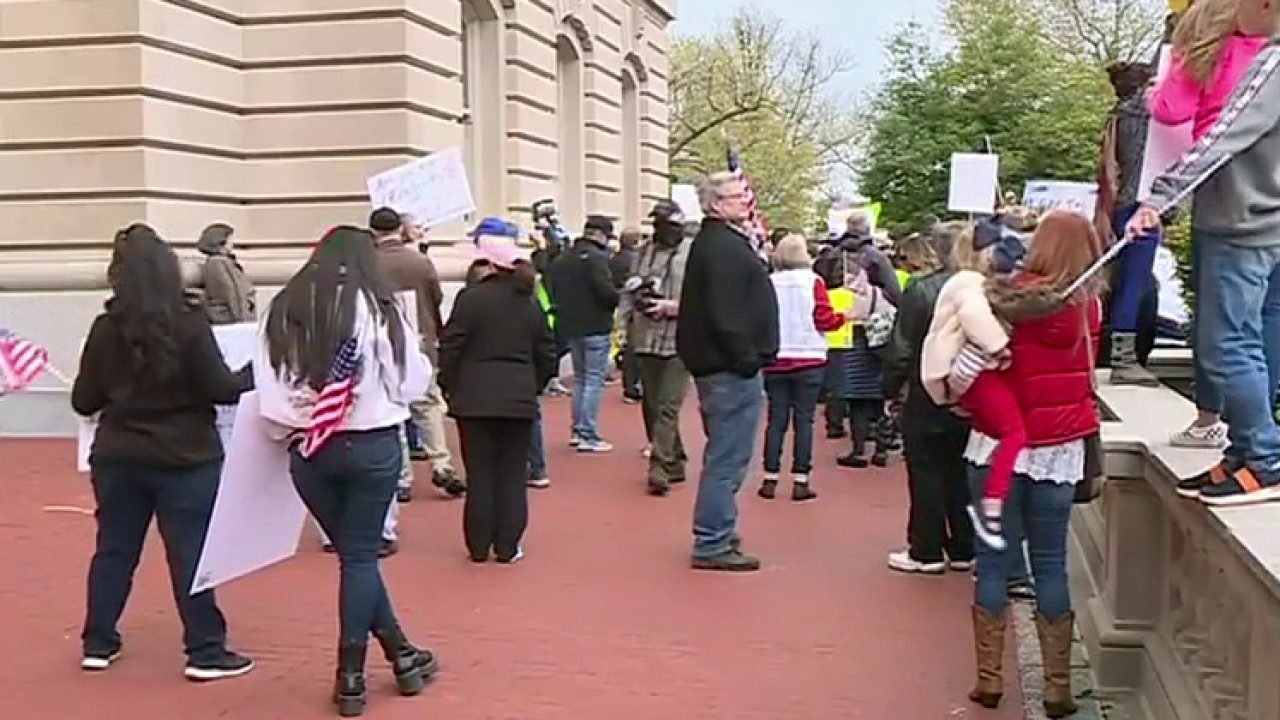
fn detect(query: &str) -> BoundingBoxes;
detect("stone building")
[0,0,674,434]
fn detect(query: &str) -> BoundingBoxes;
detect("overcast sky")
[672,0,941,101]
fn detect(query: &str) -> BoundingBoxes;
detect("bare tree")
[1030,0,1166,66]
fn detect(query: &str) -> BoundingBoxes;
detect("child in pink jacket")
[1148,0,1270,450]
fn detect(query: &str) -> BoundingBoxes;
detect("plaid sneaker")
[1200,465,1280,507]
[1170,421,1228,449]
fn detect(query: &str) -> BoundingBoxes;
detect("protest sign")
[947,153,999,213]
[190,391,304,595]
[1139,46,1195,202]
[76,322,257,472]
[1022,180,1098,219]
[366,148,476,228]
[671,184,703,222]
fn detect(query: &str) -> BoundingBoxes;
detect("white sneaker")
[81,649,121,671]
[568,436,584,448]
[1170,421,1228,449]
[887,549,946,575]
[527,476,551,489]
[577,440,614,453]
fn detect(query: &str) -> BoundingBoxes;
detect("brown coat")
[375,235,445,360]
[199,254,257,325]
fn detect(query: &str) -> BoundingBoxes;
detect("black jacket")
[881,269,964,429]
[676,218,779,378]
[546,239,619,339]
[438,274,557,420]
[815,232,903,308]
[72,300,252,468]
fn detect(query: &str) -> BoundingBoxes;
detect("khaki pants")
[410,378,454,474]
[638,354,690,485]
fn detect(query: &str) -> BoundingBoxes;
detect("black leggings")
[458,418,533,561]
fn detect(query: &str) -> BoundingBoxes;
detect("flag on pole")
[0,328,52,392]
[727,146,768,245]
[298,337,362,459]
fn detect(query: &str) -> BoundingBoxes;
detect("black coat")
[546,239,619,339]
[438,274,556,420]
[881,269,966,432]
[676,218,779,378]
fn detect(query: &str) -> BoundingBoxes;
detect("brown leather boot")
[968,606,1006,708]
[1036,612,1079,718]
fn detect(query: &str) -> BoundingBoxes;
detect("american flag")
[727,145,768,245]
[0,328,52,392]
[298,337,362,459]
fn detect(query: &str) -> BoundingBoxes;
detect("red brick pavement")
[0,391,1020,720]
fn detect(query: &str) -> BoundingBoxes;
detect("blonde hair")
[771,233,811,270]
[1173,0,1245,86]
[950,226,995,274]
[895,233,941,274]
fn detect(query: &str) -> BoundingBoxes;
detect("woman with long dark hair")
[439,225,556,563]
[73,224,254,680]
[254,226,434,717]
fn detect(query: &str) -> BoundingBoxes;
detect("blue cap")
[469,217,519,240]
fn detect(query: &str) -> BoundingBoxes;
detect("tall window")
[556,36,585,229]
[621,71,641,227]
[462,1,503,217]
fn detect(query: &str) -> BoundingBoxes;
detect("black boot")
[871,443,889,468]
[333,643,367,717]
[838,440,868,468]
[372,627,438,696]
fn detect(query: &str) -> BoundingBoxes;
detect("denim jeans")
[290,427,403,645]
[1195,234,1280,471]
[569,334,612,442]
[762,367,825,474]
[692,372,764,558]
[968,464,1074,620]
[1189,232,1223,415]
[83,459,228,663]
[1109,204,1160,332]
[528,399,547,479]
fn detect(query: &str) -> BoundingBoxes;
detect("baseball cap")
[584,214,615,237]
[649,200,685,224]
[369,207,402,233]
[469,217,520,239]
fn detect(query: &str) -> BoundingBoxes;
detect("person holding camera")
[547,215,621,453]
[624,201,693,496]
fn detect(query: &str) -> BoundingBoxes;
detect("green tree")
[670,7,859,229]
[859,0,1113,228]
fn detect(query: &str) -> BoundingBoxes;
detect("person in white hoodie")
[253,226,436,717]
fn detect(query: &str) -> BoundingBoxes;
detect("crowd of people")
[65,1,1280,717]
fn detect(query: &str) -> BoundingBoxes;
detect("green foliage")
[1163,209,1195,310]
[858,0,1115,229]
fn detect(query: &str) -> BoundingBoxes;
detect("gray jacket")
[1148,41,1280,245]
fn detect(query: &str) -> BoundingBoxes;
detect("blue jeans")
[1189,231,1224,415]
[762,367,825,474]
[528,400,547,479]
[692,372,765,558]
[1110,204,1160,332]
[569,334,612,443]
[1195,234,1280,471]
[290,427,402,645]
[83,459,228,663]
[968,464,1074,620]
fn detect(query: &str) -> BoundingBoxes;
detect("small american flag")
[727,145,768,248]
[298,337,362,459]
[0,328,52,392]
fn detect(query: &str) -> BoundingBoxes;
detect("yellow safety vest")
[895,269,910,290]
[826,287,855,349]
[535,278,555,330]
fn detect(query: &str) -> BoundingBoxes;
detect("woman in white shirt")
[254,226,435,717]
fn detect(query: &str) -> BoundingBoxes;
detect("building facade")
[0,0,673,435]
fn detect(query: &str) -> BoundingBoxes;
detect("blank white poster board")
[948,153,999,214]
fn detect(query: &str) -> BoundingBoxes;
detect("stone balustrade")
[1073,377,1280,720]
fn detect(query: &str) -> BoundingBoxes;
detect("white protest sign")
[77,322,258,473]
[1139,45,1195,202]
[1022,180,1098,219]
[366,148,476,228]
[948,153,1000,214]
[191,391,304,595]
[671,184,703,222]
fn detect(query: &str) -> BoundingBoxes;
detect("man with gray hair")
[677,172,779,571]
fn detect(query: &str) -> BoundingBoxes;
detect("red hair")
[1023,210,1103,298]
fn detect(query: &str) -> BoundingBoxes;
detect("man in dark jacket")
[677,172,779,572]
[547,214,620,453]
[816,214,902,308]
[880,222,974,575]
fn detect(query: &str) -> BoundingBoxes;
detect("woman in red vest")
[964,211,1102,719]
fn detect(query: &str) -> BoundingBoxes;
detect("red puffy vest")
[1003,289,1101,447]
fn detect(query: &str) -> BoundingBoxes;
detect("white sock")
[793,474,809,485]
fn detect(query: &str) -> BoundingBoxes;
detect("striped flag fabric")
[298,336,362,459]
[726,145,768,245]
[0,328,52,392]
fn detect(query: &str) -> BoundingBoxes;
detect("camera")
[623,275,664,319]
[531,198,570,253]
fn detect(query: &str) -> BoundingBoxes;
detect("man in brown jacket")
[369,207,465,500]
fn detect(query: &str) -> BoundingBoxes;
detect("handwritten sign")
[1022,180,1098,219]
[366,148,477,228]
[948,153,999,214]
